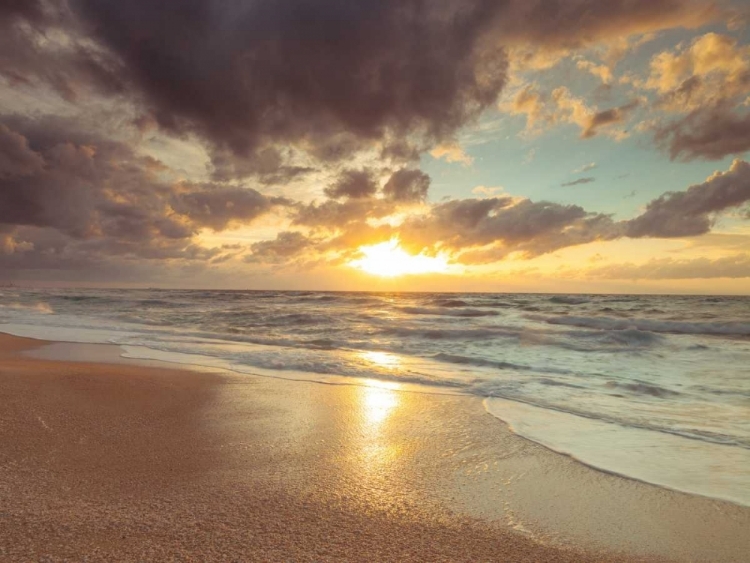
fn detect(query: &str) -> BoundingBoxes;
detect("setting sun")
[349,238,449,277]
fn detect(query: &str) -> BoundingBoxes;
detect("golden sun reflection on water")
[359,350,401,370]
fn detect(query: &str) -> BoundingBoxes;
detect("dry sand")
[1,333,748,562]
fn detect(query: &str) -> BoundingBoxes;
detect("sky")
[1,0,750,293]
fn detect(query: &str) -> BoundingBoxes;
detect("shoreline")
[9,324,750,510]
[1,333,749,561]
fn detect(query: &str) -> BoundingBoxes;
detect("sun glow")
[349,238,448,277]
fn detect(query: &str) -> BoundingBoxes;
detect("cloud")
[248,231,314,263]
[631,32,750,161]
[382,169,430,203]
[503,0,718,72]
[0,115,284,268]
[499,0,717,51]
[399,159,750,263]
[654,105,750,161]
[1,0,745,282]
[429,142,474,165]
[293,166,430,228]
[399,197,618,261]
[55,0,511,178]
[624,158,750,237]
[645,33,750,112]
[561,177,596,187]
[590,253,750,279]
[471,185,504,197]
[0,232,33,255]
[0,0,47,22]
[324,169,378,200]
[246,159,750,268]
[507,86,544,129]
[0,123,45,178]
[577,60,613,84]
[681,232,750,251]
[171,186,290,231]
[3,0,722,179]
[509,85,638,139]
[0,2,127,103]
[293,199,392,229]
[573,162,597,173]
[578,99,640,139]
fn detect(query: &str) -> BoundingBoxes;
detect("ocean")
[1,288,748,506]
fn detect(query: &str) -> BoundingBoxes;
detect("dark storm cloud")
[0,124,45,178]
[383,169,431,203]
[0,0,46,23]
[172,186,290,231]
[61,0,509,178]
[6,0,711,178]
[0,116,171,240]
[0,116,285,268]
[0,1,126,103]
[208,146,316,184]
[655,106,750,161]
[324,169,378,200]
[624,159,750,237]
[561,177,596,187]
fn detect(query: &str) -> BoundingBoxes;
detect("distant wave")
[432,352,572,375]
[471,300,513,308]
[535,315,750,336]
[399,306,499,317]
[1,301,54,314]
[605,380,680,398]
[379,326,516,340]
[549,295,590,305]
[575,328,665,347]
[430,298,469,307]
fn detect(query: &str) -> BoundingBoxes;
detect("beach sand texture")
[1,333,748,562]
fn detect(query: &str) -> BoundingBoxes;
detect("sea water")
[1,288,748,505]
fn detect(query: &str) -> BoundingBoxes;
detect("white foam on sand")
[0,322,137,344]
[484,397,750,507]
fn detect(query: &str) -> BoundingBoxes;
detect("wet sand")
[1,333,748,562]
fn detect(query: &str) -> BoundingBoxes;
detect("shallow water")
[1,288,748,505]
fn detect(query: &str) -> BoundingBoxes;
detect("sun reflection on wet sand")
[362,380,400,426]
[357,352,402,427]
[338,380,405,511]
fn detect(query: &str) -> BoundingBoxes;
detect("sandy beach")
[1,333,748,562]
